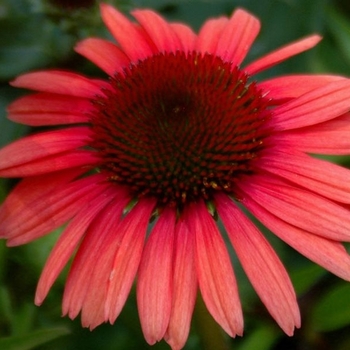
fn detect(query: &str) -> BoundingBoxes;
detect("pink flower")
[2,3,350,349]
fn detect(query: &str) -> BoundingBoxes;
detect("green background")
[1,0,350,349]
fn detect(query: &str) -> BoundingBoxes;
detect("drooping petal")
[189,200,243,337]
[0,167,84,228]
[132,10,182,53]
[2,174,109,245]
[35,185,117,305]
[245,35,321,75]
[238,174,350,242]
[170,23,196,52]
[195,17,228,54]
[75,38,130,76]
[271,79,350,130]
[258,148,350,203]
[62,193,130,323]
[7,93,91,126]
[164,217,197,350]
[258,75,346,102]
[216,8,260,66]
[100,4,155,61]
[137,207,176,345]
[242,194,350,281]
[79,192,131,330]
[105,197,157,323]
[11,71,104,98]
[216,192,300,335]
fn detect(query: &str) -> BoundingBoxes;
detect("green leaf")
[0,286,13,325]
[290,263,325,295]
[326,6,350,64]
[312,5,350,75]
[0,327,70,350]
[10,304,36,336]
[311,283,350,332]
[237,325,279,350]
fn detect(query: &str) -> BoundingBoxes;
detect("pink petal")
[100,4,155,61]
[7,93,91,126]
[8,93,92,114]
[35,185,117,305]
[245,35,321,75]
[271,79,350,130]
[170,23,196,52]
[137,207,176,345]
[0,168,84,227]
[132,10,182,53]
[196,17,228,54]
[11,71,104,98]
[9,112,88,126]
[258,75,346,102]
[0,127,91,175]
[259,148,350,203]
[62,193,129,322]
[242,194,350,281]
[216,193,300,335]
[0,150,99,177]
[2,174,109,245]
[216,8,260,66]
[189,200,243,337]
[273,113,350,154]
[164,216,197,350]
[238,175,350,242]
[75,38,130,76]
[79,191,131,329]
[105,197,157,323]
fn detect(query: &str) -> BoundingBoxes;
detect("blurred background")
[1,0,350,349]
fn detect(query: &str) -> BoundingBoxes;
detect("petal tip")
[9,75,25,88]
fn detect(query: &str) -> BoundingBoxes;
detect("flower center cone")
[91,52,270,210]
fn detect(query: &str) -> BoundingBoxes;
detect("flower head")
[2,4,350,349]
